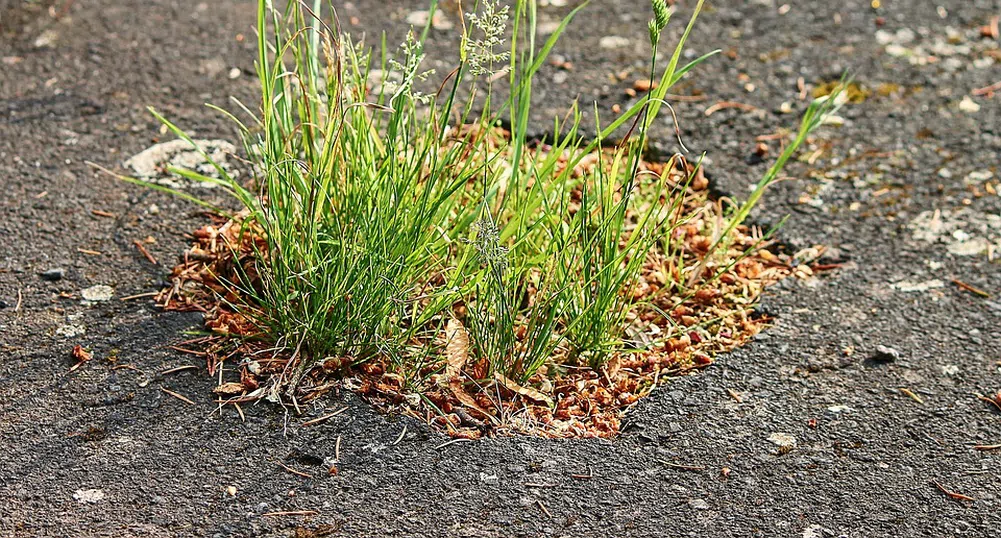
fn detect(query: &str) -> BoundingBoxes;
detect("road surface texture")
[1,0,999,536]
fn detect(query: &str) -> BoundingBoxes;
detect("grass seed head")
[463,0,511,77]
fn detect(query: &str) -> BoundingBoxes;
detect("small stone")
[802,524,824,538]
[688,499,711,510]
[876,28,915,46]
[767,433,797,452]
[40,268,65,281]
[406,10,428,25]
[875,30,894,45]
[937,168,952,179]
[479,472,499,485]
[125,139,237,187]
[33,29,59,49]
[826,405,853,414]
[966,170,993,183]
[406,10,453,31]
[871,345,900,363]
[821,114,846,127]
[884,44,910,57]
[200,57,227,78]
[537,21,561,35]
[225,485,237,496]
[892,279,944,292]
[599,36,631,49]
[633,79,657,92]
[958,96,981,114]
[56,324,86,338]
[227,67,242,79]
[81,285,114,302]
[73,489,105,504]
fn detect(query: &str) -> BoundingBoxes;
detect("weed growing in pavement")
[100,0,844,436]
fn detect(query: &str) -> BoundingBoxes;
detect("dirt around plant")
[1,0,999,536]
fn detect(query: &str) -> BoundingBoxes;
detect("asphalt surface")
[1,0,1000,536]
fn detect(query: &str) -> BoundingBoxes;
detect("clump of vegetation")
[105,0,843,437]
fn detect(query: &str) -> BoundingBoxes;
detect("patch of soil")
[145,145,817,439]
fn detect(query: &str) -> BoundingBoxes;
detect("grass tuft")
[102,0,845,437]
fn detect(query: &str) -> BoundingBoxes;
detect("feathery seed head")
[652,0,671,30]
[463,0,511,77]
[472,217,509,275]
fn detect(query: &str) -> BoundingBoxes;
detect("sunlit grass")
[99,0,844,426]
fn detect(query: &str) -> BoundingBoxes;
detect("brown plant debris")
[951,279,990,298]
[133,239,158,265]
[161,386,195,405]
[932,480,975,502]
[69,345,92,372]
[899,388,924,404]
[150,142,815,439]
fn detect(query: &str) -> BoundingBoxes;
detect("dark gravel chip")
[38,268,64,281]
[871,345,901,363]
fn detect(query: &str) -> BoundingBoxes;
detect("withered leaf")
[448,379,494,422]
[213,382,246,396]
[68,345,93,373]
[604,355,622,379]
[495,372,554,408]
[444,318,469,381]
[71,345,93,362]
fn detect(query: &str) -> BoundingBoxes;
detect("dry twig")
[301,407,348,427]
[159,365,197,375]
[392,425,407,446]
[704,101,759,116]
[260,510,318,517]
[976,394,1001,413]
[536,500,552,518]
[161,386,195,405]
[656,459,706,472]
[120,291,159,302]
[571,468,593,479]
[435,438,471,450]
[971,81,1001,97]
[951,279,990,298]
[932,480,974,502]
[133,240,158,265]
[276,460,314,479]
